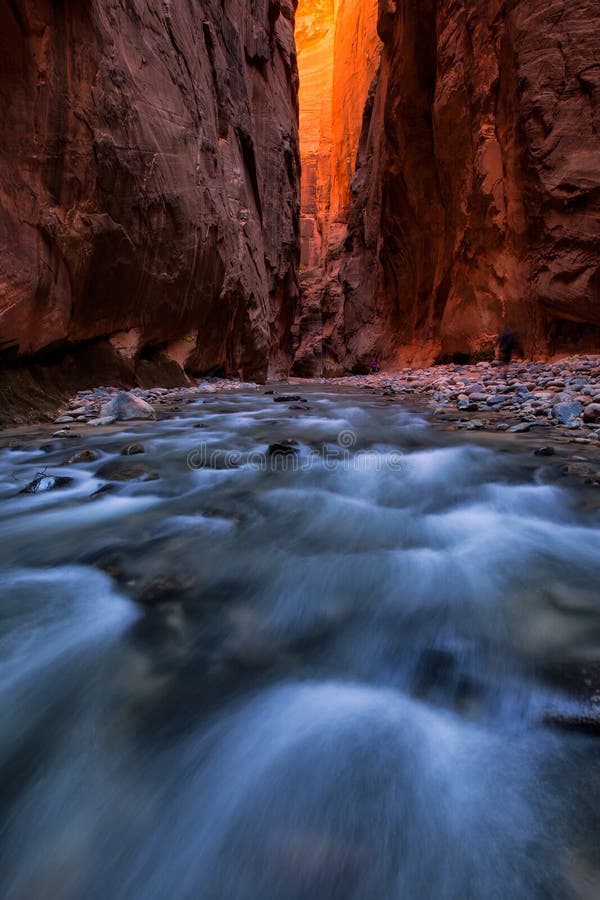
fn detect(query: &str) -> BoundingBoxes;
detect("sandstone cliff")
[0,0,300,392]
[295,0,335,271]
[295,0,600,373]
[293,0,381,375]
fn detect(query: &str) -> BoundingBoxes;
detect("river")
[0,387,599,899]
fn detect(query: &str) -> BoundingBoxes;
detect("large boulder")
[101,392,155,421]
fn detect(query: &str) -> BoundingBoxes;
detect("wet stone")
[89,484,118,499]
[67,449,100,464]
[20,473,73,494]
[268,440,299,457]
[121,443,145,456]
[553,401,584,424]
[583,403,600,423]
[96,462,160,482]
[88,416,116,427]
[136,573,198,607]
[100,391,155,421]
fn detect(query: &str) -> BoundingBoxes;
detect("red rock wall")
[295,0,600,373]
[293,0,381,375]
[0,0,300,382]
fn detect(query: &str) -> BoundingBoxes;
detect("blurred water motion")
[0,389,599,899]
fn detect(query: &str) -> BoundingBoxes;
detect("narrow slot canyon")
[293,0,381,376]
[0,0,599,415]
[1,4,600,897]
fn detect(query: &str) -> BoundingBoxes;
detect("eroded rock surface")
[293,0,381,376]
[0,0,300,386]
[294,0,600,373]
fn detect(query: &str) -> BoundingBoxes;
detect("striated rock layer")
[0,0,300,393]
[295,0,336,271]
[295,0,600,374]
[293,0,381,375]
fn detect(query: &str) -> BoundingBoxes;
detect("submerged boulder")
[96,461,159,482]
[67,449,100,464]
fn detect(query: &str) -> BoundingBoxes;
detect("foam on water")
[0,387,599,899]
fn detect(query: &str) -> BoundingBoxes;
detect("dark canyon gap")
[0,0,300,395]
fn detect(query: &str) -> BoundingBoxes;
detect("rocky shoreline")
[317,355,600,436]
[42,379,260,434]
[4,355,600,447]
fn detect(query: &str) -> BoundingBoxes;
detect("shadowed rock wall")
[0,0,300,385]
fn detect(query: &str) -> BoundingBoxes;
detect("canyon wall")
[293,0,381,375]
[295,0,335,271]
[0,0,300,391]
[295,0,600,373]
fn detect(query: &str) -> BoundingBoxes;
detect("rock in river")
[20,473,73,494]
[121,443,145,456]
[101,392,155,421]
[552,401,584,425]
[96,461,159,482]
[67,449,100,464]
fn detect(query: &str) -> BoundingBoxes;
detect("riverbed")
[0,387,599,899]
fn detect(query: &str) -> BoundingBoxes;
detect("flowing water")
[0,388,599,899]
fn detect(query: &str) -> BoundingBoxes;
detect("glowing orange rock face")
[295,0,336,269]
[296,0,381,270]
[329,0,381,234]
